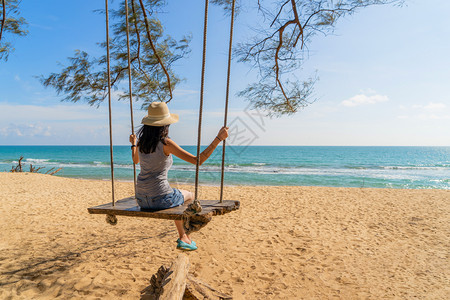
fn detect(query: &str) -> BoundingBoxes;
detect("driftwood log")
[10,156,62,175]
[140,254,232,300]
[10,156,24,172]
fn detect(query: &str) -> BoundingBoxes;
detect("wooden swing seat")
[88,197,240,220]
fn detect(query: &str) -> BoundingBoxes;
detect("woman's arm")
[165,126,229,165]
[129,134,139,164]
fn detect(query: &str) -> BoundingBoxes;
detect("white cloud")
[397,102,449,121]
[424,102,446,110]
[411,102,447,110]
[418,114,450,120]
[0,123,52,137]
[0,102,126,122]
[341,93,389,107]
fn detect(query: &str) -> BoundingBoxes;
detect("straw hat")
[141,102,179,126]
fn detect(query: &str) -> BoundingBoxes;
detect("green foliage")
[238,76,316,117]
[41,0,190,108]
[0,0,28,61]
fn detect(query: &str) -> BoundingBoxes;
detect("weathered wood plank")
[87,198,239,220]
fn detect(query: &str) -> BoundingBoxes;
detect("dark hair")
[137,125,169,154]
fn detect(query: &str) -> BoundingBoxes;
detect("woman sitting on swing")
[129,102,229,251]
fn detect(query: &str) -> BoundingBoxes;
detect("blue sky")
[0,0,449,146]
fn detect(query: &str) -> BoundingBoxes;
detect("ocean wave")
[56,162,135,169]
[170,165,354,176]
[344,164,449,171]
[4,158,449,175]
[25,158,51,163]
[170,163,448,176]
[3,159,137,170]
[430,178,450,183]
[381,165,449,170]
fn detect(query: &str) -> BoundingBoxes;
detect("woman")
[129,102,229,251]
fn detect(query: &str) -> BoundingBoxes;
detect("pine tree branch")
[290,0,304,48]
[274,19,297,112]
[270,0,290,28]
[130,0,152,83]
[137,0,173,102]
[0,0,6,42]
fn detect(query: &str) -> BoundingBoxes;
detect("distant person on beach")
[129,102,229,251]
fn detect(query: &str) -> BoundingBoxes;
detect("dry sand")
[0,172,449,299]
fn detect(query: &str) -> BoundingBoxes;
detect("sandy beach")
[0,172,449,299]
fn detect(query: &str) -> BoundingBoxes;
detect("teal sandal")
[177,239,198,251]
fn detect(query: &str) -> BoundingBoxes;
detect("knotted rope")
[182,200,207,234]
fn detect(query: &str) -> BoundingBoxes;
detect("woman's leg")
[174,220,191,243]
[174,189,194,244]
[179,189,194,204]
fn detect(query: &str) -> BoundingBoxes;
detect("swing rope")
[194,0,210,201]
[104,0,115,206]
[220,0,236,202]
[124,0,137,193]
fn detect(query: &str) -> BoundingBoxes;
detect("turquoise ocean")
[0,146,449,190]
